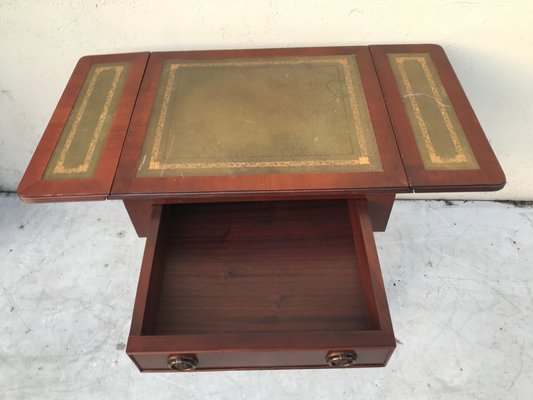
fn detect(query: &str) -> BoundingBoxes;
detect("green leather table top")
[136,55,382,177]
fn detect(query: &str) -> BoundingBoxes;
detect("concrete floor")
[0,194,532,399]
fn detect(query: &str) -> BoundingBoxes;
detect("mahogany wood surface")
[111,47,409,200]
[154,200,375,335]
[127,199,395,371]
[123,200,153,237]
[18,52,149,203]
[370,44,505,192]
[123,193,395,238]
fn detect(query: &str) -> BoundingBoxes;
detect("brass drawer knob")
[167,354,199,371]
[326,351,357,368]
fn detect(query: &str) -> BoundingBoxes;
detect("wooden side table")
[18,45,505,372]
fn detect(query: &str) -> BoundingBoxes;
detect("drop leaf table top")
[18,44,504,203]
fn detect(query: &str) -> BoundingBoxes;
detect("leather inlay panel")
[136,55,382,177]
[44,62,131,180]
[388,53,479,171]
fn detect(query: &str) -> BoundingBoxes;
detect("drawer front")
[129,347,393,372]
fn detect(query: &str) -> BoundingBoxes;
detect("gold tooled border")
[391,54,473,165]
[51,65,125,175]
[145,56,376,172]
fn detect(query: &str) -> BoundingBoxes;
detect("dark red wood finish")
[18,52,149,203]
[123,193,395,238]
[370,44,505,192]
[111,47,409,200]
[127,199,395,372]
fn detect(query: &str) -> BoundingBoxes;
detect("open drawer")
[127,198,395,372]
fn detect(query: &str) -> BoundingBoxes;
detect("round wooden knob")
[167,354,199,371]
[326,351,357,368]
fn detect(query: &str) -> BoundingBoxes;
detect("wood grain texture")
[17,52,149,203]
[370,44,505,192]
[112,47,409,200]
[127,199,395,371]
[123,199,154,237]
[154,200,375,335]
[123,193,395,238]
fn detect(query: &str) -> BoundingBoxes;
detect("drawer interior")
[129,198,394,371]
[154,200,378,336]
